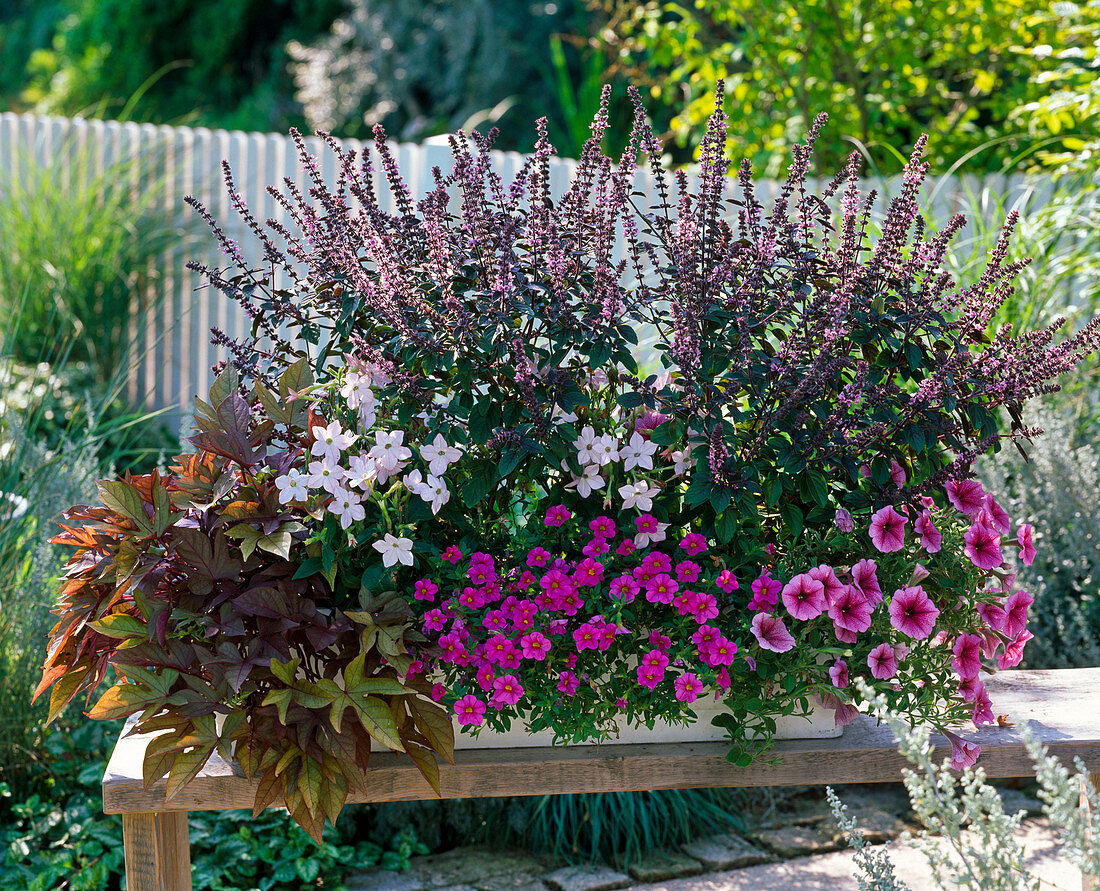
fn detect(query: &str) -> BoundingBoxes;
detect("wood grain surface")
[103,668,1100,815]
[121,812,192,891]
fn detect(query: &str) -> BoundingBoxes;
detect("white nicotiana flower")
[274,468,310,504]
[670,446,694,476]
[368,430,413,471]
[420,434,463,477]
[340,371,372,410]
[373,460,406,487]
[621,432,658,471]
[311,421,358,464]
[567,463,606,499]
[403,469,428,496]
[634,520,669,549]
[551,406,579,426]
[592,434,620,466]
[345,454,377,491]
[356,389,378,431]
[329,486,365,530]
[364,362,392,388]
[423,474,450,515]
[619,481,659,512]
[573,426,600,465]
[373,533,414,567]
[307,459,345,494]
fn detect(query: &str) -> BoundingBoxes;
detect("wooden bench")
[102,667,1100,891]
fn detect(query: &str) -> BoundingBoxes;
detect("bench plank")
[103,668,1100,814]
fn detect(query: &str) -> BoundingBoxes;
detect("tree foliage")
[591,0,1100,175]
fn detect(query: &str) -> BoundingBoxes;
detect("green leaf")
[88,613,148,640]
[278,357,314,400]
[778,502,804,538]
[209,365,240,408]
[97,480,155,537]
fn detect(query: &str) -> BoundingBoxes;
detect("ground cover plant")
[36,83,1100,841]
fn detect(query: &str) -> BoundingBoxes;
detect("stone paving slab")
[751,825,844,858]
[543,864,631,891]
[679,834,770,870]
[625,851,705,883]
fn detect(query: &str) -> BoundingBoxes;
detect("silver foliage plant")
[978,401,1100,668]
[830,679,1100,890]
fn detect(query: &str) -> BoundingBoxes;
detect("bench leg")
[1083,773,1099,891]
[122,811,192,891]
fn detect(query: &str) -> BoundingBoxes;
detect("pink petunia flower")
[828,586,874,635]
[981,494,1012,535]
[454,694,487,726]
[868,505,908,553]
[867,643,898,679]
[679,532,707,556]
[951,633,983,680]
[890,459,907,487]
[888,585,940,639]
[1003,590,1034,638]
[977,599,1007,633]
[850,559,883,605]
[964,521,1003,570]
[544,505,572,527]
[958,675,982,702]
[1017,524,1036,566]
[520,632,551,661]
[809,564,847,604]
[914,510,942,553]
[781,573,827,621]
[674,672,703,703]
[945,479,986,516]
[835,626,858,644]
[943,729,981,771]
[834,508,855,533]
[997,630,1033,669]
[751,613,796,653]
[829,658,849,689]
[715,569,739,593]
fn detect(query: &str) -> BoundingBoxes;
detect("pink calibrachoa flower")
[609,574,640,603]
[573,557,605,587]
[691,625,720,650]
[544,505,572,527]
[981,494,1012,535]
[998,630,1033,669]
[674,673,703,703]
[454,694,487,726]
[850,559,883,605]
[431,683,447,702]
[423,609,447,633]
[676,560,702,583]
[637,666,664,690]
[526,546,551,568]
[868,505,908,553]
[615,697,629,709]
[679,532,707,556]
[648,630,672,651]
[485,634,517,665]
[476,664,496,692]
[828,586,874,635]
[582,536,611,558]
[944,729,981,771]
[702,636,737,666]
[615,538,637,557]
[952,633,983,679]
[640,649,670,672]
[589,516,617,537]
[748,572,782,611]
[413,579,439,601]
[442,545,463,564]
[557,670,579,696]
[914,510,942,553]
[964,521,1003,570]
[834,508,855,533]
[645,574,679,605]
[751,613,796,653]
[690,592,719,623]
[867,643,898,679]
[520,632,551,661]
[781,573,827,621]
[573,623,601,651]
[491,675,524,707]
[1017,524,1036,566]
[945,479,986,516]
[715,569,739,593]
[829,658,849,689]
[889,585,940,639]
[1003,590,1035,638]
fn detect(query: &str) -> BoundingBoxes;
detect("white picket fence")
[0,112,1060,421]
